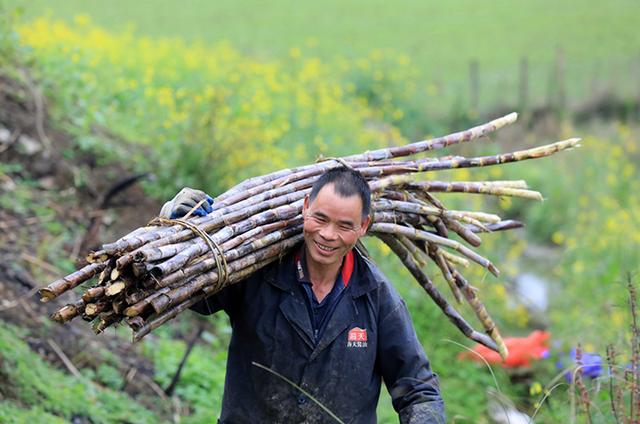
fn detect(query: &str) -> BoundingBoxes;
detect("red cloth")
[458,330,550,368]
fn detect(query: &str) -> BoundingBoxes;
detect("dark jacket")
[191,246,445,423]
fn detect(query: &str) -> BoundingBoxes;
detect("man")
[161,167,445,423]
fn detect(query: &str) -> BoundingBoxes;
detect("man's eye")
[313,216,328,223]
[339,224,354,231]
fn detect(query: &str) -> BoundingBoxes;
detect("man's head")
[302,167,371,269]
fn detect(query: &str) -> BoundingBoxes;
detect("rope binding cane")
[149,216,229,292]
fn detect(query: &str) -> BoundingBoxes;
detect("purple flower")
[556,348,603,381]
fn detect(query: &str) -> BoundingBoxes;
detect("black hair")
[308,167,371,218]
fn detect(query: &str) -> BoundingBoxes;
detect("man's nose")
[319,222,338,240]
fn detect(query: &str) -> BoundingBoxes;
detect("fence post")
[636,53,640,120]
[554,47,566,117]
[519,57,529,115]
[469,60,479,115]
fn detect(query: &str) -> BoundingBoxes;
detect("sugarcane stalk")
[379,235,499,352]
[97,135,568,258]
[125,195,306,262]
[97,262,113,284]
[132,255,282,342]
[345,113,518,161]
[373,199,501,224]
[464,220,523,233]
[97,138,576,259]
[414,182,542,200]
[157,223,304,288]
[450,268,507,360]
[441,217,482,247]
[126,316,145,331]
[82,286,105,303]
[105,281,126,296]
[125,286,155,305]
[92,311,122,334]
[441,250,470,268]
[411,139,580,172]
[370,222,500,276]
[105,177,311,258]
[149,202,304,278]
[216,113,516,201]
[39,262,107,302]
[370,175,530,192]
[427,243,464,304]
[373,210,521,236]
[396,236,430,268]
[50,298,85,323]
[150,234,304,314]
[83,301,109,319]
[133,261,149,278]
[123,287,172,317]
[405,189,483,244]
[373,210,430,227]
[43,113,578,353]
[371,175,541,200]
[112,298,127,315]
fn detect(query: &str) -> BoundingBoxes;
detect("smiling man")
[162,167,445,423]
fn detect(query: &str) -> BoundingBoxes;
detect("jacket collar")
[267,243,379,298]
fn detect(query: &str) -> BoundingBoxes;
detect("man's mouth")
[315,241,337,253]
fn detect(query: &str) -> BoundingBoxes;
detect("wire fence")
[425,51,640,123]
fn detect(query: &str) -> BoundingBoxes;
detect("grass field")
[2,2,640,422]
[7,0,640,113]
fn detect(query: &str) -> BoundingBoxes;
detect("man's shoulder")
[240,250,296,291]
[354,250,404,304]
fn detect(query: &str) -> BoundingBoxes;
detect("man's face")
[302,183,371,269]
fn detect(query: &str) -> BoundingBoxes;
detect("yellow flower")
[398,54,410,66]
[499,196,512,210]
[489,167,502,178]
[73,14,92,26]
[492,285,507,301]
[572,261,584,274]
[529,382,543,396]
[611,310,625,327]
[578,195,589,207]
[611,145,623,158]
[514,305,529,328]
[289,47,301,59]
[551,231,564,245]
[623,163,635,178]
[370,49,383,61]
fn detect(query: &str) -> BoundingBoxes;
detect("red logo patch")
[348,327,367,342]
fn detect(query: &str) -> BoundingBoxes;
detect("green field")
[8,0,640,113]
[2,1,640,422]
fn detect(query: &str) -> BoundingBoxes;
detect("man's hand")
[159,187,214,219]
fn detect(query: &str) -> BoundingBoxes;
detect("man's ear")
[303,194,310,216]
[358,215,371,237]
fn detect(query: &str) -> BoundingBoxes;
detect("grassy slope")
[0,322,160,424]
[8,0,640,108]
[2,2,639,422]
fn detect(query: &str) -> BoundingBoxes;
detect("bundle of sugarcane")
[40,112,579,359]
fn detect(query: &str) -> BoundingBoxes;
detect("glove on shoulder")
[159,187,213,219]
